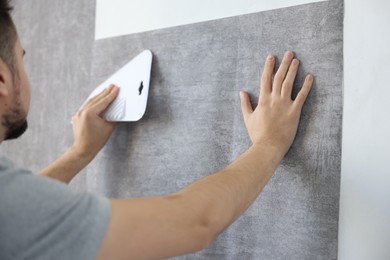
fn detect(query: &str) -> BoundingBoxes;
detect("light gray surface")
[89,1,343,259]
[0,0,343,259]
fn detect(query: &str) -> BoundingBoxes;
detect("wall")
[339,0,390,259]
[89,2,343,258]
[95,1,390,259]
[95,0,326,39]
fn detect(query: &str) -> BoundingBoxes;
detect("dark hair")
[0,0,17,76]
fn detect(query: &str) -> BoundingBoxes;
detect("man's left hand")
[71,84,119,160]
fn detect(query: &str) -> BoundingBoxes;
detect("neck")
[0,115,6,143]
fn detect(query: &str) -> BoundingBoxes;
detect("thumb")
[240,91,253,121]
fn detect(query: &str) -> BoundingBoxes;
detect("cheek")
[25,81,31,111]
[21,72,31,113]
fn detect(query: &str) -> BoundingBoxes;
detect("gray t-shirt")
[0,156,111,260]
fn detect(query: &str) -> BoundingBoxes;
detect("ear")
[0,59,10,97]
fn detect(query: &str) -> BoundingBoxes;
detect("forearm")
[42,84,118,184]
[176,143,284,237]
[38,146,94,183]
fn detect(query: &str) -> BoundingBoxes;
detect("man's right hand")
[240,51,313,156]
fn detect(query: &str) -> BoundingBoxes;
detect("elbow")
[164,193,220,253]
[187,202,225,252]
[190,217,218,252]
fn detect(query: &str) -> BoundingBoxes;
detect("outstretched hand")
[71,84,119,159]
[240,51,313,155]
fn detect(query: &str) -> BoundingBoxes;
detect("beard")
[4,119,28,140]
[2,83,28,141]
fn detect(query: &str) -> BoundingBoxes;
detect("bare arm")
[38,146,95,183]
[97,51,313,259]
[38,85,119,183]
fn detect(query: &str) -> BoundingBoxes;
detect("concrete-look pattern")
[1,0,343,259]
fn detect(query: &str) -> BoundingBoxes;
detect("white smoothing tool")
[85,50,153,121]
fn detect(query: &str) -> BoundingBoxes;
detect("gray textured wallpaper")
[1,0,343,259]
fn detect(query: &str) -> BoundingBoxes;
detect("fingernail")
[307,74,313,81]
[292,59,299,65]
[285,51,293,58]
[267,54,274,61]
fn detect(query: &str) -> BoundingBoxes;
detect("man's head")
[0,0,30,141]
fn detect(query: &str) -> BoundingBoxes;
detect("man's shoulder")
[0,155,74,213]
[0,157,111,260]
[0,155,32,181]
[0,156,15,170]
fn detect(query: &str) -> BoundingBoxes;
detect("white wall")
[339,0,390,259]
[95,0,326,39]
[95,0,390,259]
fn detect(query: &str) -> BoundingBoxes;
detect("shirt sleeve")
[0,157,111,260]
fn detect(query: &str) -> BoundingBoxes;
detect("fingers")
[85,84,116,108]
[240,91,253,122]
[90,86,120,115]
[294,74,314,109]
[273,51,295,94]
[260,55,275,98]
[281,58,300,99]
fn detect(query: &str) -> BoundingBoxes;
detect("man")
[0,0,313,259]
